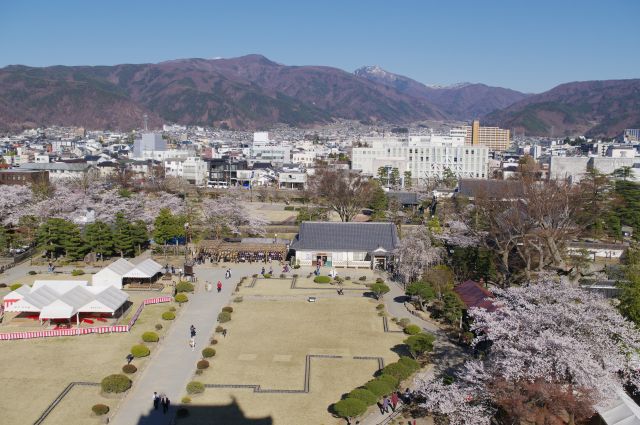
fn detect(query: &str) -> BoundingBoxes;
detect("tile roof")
[454,280,497,312]
[291,222,399,252]
[387,191,420,206]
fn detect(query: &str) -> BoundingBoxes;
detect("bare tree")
[308,168,374,222]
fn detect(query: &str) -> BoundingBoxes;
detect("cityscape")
[1,1,640,425]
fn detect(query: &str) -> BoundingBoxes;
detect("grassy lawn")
[181,291,405,425]
[0,297,177,425]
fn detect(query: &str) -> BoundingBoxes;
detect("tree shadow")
[393,295,410,303]
[136,397,273,425]
[390,343,411,358]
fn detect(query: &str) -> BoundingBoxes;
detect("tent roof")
[16,286,60,310]
[102,258,136,276]
[3,284,31,301]
[60,286,95,309]
[88,286,129,312]
[597,390,640,425]
[32,280,88,294]
[124,258,163,278]
[39,300,75,319]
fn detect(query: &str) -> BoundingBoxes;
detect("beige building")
[464,120,511,151]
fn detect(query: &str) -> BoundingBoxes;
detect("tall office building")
[464,120,511,151]
[624,129,640,143]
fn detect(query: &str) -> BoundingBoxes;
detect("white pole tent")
[92,258,136,289]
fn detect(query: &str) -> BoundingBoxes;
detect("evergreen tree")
[84,221,114,257]
[37,218,75,258]
[0,226,9,254]
[112,212,134,257]
[130,220,149,255]
[64,224,88,260]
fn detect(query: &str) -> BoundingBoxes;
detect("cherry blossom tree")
[415,279,640,425]
[201,195,267,239]
[396,226,441,284]
[0,185,34,225]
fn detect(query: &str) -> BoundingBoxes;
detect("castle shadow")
[136,397,273,425]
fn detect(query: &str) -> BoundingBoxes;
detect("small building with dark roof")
[456,179,524,200]
[453,280,497,312]
[290,222,399,269]
[387,191,420,208]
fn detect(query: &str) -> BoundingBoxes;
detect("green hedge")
[131,344,150,358]
[314,275,331,284]
[333,398,367,420]
[348,388,378,406]
[176,281,195,293]
[381,362,412,381]
[377,373,399,389]
[122,364,137,374]
[101,374,131,393]
[364,379,394,397]
[92,404,109,415]
[404,324,421,335]
[186,381,205,394]
[142,331,159,342]
[9,283,23,291]
[263,273,272,278]
[162,311,175,320]
[175,293,189,304]
[71,269,85,276]
[218,311,231,323]
[197,360,209,370]
[202,347,216,358]
[222,306,233,313]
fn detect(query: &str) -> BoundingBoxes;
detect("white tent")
[32,280,88,294]
[124,258,163,279]
[39,300,76,320]
[92,258,136,289]
[3,285,32,307]
[81,286,129,313]
[6,286,60,312]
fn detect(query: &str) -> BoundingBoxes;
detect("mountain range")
[0,54,638,137]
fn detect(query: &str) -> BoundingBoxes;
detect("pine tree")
[84,221,114,257]
[153,209,185,256]
[37,218,75,258]
[112,212,134,257]
[130,220,149,255]
[64,224,88,260]
[0,226,9,254]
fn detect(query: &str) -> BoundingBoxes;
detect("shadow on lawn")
[137,397,273,425]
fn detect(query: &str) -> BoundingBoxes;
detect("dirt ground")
[0,295,177,425]
[180,288,406,425]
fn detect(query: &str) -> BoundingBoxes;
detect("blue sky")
[0,0,638,92]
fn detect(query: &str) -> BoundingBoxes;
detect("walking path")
[358,280,468,425]
[110,263,257,425]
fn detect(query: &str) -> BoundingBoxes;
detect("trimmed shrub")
[186,381,205,394]
[155,323,163,330]
[101,374,132,393]
[71,269,85,276]
[215,326,224,333]
[131,344,150,358]
[9,283,23,291]
[376,304,385,310]
[218,311,231,323]
[175,281,195,293]
[263,273,272,279]
[345,276,351,280]
[398,318,410,328]
[398,356,421,372]
[202,347,216,358]
[28,270,37,275]
[92,404,109,415]
[252,274,258,278]
[376,277,385,283]
[162,311,175,320]
[404,324,421,335]
[197,359,210,370]
[233,296,243,303]
[122,364,137,374]
[293,264,300,269]
[0,283,6,288]
[314,275,331,284]
[348,388,378,406]
[381,362,412,381]
[142,331,159,342]
[195,369,203,375]
[222,306,233,313]
[279,273,286,278]
[359,276,367,281]
[364,379,394,397]
[378,373,399,389]
[284,205,295,211]
[333,398,367,420]
[181,396,192,404]
[175,293,188,304]
[169,306,177,312]
[176,407,190,418]
[210,338,218,345]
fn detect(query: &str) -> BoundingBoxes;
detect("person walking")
[217,281,222,293]
[189,337,195,351]
[152,392,159,410]
[261,266,265,276]
[162,396,170,414]
[391,391,399,411]
[190,325,196,338]
[382,395,390,413]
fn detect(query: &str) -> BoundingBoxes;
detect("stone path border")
[382,316,404,333]
[204,354,384,394]
[33,382,100,425]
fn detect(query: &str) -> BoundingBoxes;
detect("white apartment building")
[292,150,317,167]
[352,135,489,184]
[164,157,208,186]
